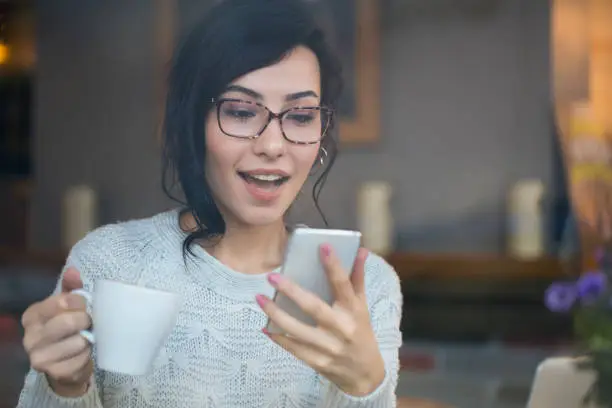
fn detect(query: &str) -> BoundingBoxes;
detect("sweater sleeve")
[319,254,403,408]
[15,224,125,408]
[16,371,103,408]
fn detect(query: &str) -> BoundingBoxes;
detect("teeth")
[248,174,284,181]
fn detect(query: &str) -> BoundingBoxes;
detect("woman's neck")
[180,211,288,274]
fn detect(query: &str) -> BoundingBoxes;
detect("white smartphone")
[266,227,362,334]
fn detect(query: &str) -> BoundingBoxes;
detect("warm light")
[0,43,8,64]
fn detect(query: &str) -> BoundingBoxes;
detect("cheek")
[296,146,321,176]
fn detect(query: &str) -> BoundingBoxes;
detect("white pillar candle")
[357,182,394,256]
[62,184,98,250]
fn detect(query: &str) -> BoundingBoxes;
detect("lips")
[238,173,289,185]
[237,169,291,201]
[237,170,290,186]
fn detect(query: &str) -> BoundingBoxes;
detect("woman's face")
[204,46,323,227]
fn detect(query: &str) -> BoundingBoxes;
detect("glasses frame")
[211,98,334,145]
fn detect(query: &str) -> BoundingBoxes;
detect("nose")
[252,118,286,160]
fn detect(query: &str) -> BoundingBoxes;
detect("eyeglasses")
[211,98,334,144]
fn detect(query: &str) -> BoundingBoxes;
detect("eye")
[285,109,317,126]
[221,102,258,121]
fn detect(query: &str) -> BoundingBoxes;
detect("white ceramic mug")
[72,280,180,376]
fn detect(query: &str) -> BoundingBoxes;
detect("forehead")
[229,46,321,100]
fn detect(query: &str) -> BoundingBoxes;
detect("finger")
[258,294,341,349]
[29,311,91,351]
[45,350,92,383]
[21,302,44,329]
[22,293,87,329]
[267,332,336,375]
[349,248,369,297]
[22,295,66,328]
[266,274,339,331]
[261,294,314,339]
[30,334,90,372]
[61,268,84,293]
[320,244,355,305]
[62,293,88,311]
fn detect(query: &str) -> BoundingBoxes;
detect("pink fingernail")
[321,244,331,258]
[267,273,282,286]
[262,328,270,336]
[255,294,269,308]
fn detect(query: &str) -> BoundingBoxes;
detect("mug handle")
[70,289,96,344]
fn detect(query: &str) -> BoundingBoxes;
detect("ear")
[309,147,327,176]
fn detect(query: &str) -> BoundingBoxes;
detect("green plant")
[545,248,612,406]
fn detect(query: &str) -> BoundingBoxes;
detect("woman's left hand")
[256,245,386,397]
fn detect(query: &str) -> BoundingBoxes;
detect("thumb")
[61,267,84,293]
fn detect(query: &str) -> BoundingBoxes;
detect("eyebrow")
[223,85,319,102]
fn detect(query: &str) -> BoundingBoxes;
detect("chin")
[236,206,287,227]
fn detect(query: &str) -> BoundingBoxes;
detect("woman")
[17,0,403,406]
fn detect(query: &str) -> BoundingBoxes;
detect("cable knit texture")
[16,209,403,408]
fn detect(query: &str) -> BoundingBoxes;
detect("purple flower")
[577,270,608,304]
[545,282,578,312]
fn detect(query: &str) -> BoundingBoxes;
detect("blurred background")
[0,0,610,407]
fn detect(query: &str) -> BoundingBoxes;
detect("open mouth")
[237,172,290,188]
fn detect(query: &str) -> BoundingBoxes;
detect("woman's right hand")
[21,267,94,397]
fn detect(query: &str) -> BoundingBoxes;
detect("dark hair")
[161,0,343,256]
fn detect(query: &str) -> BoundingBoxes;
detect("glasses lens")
[218,100,268,137]
[282,108,330,143]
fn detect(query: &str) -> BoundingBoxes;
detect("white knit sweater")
[16,209,403,408]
